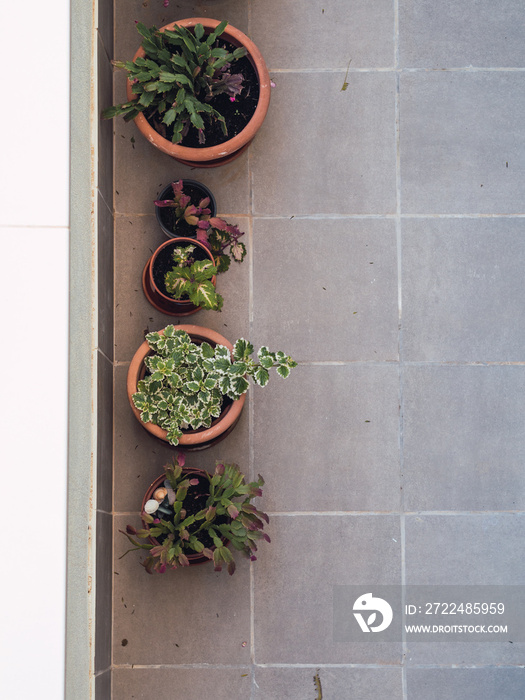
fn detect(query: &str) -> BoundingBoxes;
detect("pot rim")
[127,324,247,446]
[126,18,271,162]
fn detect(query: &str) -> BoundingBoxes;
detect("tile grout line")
[113,212,525,220]
[267,66,525,73]
[393,1,408,698]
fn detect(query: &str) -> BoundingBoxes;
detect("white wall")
[0,1,70,697]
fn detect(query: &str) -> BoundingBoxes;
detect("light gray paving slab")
[113,363,250,513]
[250,0,395,70]
[403,366,525,511]
[112,666,251,699]
[406,668,525,700]
[114,214,250,362]
[252,217,399,361]
[253,365,401,512]
[253,666,403,700]
[400,0,525,68]
[399,72,525,214]
[402,217,525,362]
[112,111,251,217]
[405,639,525,667]
[405,514,525,585]
[252,72,397,215]
[254,515,402,663]
[113,513,252,665]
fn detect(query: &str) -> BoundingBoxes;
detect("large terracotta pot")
[127,325,246,450]
[127,18,271,167]
[142,237,217,316]
[142,469,218,566]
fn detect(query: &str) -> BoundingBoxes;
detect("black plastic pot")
[155,179,217,239]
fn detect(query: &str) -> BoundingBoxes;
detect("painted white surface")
[0,1,70,698]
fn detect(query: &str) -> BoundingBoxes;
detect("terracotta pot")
[142,237,217,316]
[142,469,217,566]
[126,18,271,167]
[155,179,217,239]
[127,325,247,450]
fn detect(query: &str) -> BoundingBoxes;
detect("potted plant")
[155,179,217,238]
[127,325,297,449]
[143,239,222,316]
[120,453,270,575]
[154,179,247,271]
[102,19,271,167]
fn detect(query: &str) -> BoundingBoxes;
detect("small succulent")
[102,21,247,144]
[155,180,246,271]
[164,244,223,311]
[132,326,297,446]
[120,453,270,575]
[155,180,212,227]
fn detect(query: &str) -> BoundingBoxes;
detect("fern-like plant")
[102,21,247,144]
[120,453,270,575]
[164,244,223,311]
[132,326,297,446]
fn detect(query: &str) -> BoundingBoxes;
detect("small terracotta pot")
[155,179,217,239]
[126,18,271,167]
[142,469,215,566]
[127,325,247,450]
[142,237,217,316]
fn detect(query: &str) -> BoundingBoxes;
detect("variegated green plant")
[164,245,223,311]
[132,326,297,446]
[120,453,270,575]
[102,21,247,144]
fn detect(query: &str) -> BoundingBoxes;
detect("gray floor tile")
[403,366,525,511]
[402,217,525,362]
[406,514,525,584]
[252,72,397,215]
[406,668,525,700]
[251,0,395,69]
[400,72,525,214]
[114,215,250,362]
[254,515,402,663]
[253,667,403,700]
[112,667,251,700]
[112,112,251,217]
[113,364,250,513]
[252,217,399,361]
[113,514,252,665]
[405,639,525,667]
[400,0,525,68]
[253,365,401,512]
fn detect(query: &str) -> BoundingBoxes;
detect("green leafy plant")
[132,326,297,446]
[164,244,223,311]
[102,21,247,144]
[155,180,246,271]
[120,453,270,575]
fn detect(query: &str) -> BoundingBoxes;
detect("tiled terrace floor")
[110,2,525,698]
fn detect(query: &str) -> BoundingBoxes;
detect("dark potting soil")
[157,181,216,237]
[154,473,229,551]
[152,240,211,299]
[145,48,260,149]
